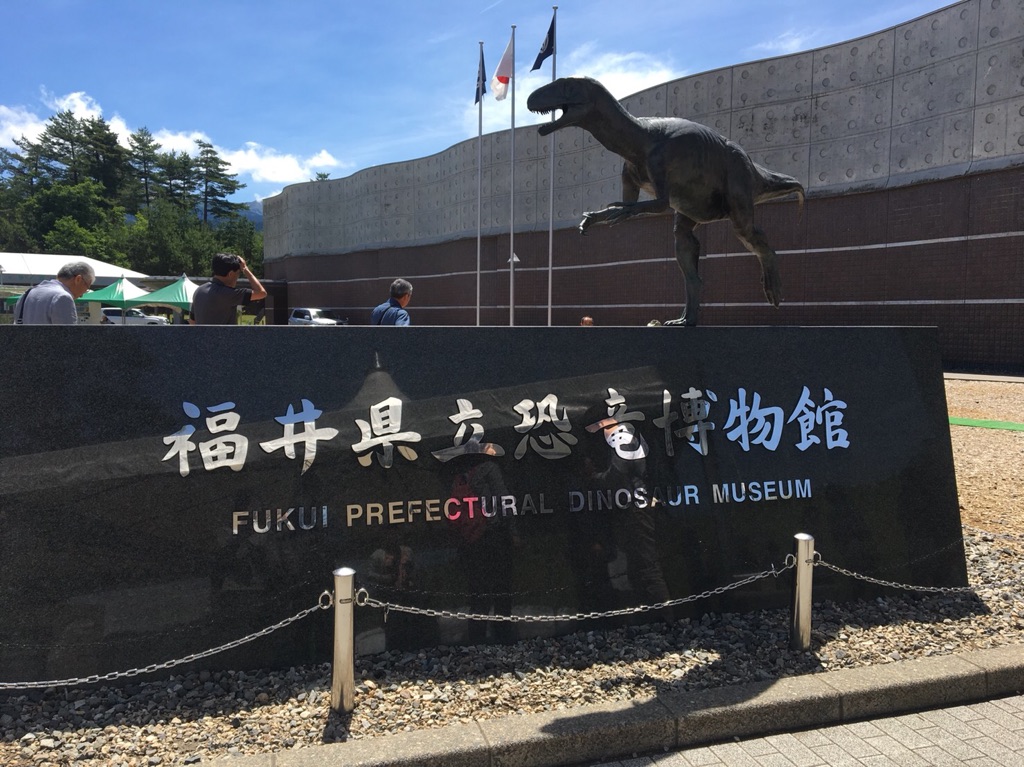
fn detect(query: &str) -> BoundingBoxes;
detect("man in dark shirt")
[191,253,267,325]
[370,278,413,326]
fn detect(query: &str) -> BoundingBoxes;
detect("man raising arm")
[191,253,267,325]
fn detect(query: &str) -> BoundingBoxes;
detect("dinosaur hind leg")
[664,214,702,326]
[730,212,782,308]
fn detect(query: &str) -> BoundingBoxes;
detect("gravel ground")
[2,377,1021,767]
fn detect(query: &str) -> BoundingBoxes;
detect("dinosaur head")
[527,77,609,137]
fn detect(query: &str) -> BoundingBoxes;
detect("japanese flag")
[491,33,514,101]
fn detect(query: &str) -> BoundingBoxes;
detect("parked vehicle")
[100,307,169,325]
[288,308,347,326]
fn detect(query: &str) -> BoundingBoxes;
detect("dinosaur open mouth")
[530,105,568,136]
[536,109,564,136]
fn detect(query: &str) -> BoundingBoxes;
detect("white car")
[100,307,169,325]
[288,308,346,326]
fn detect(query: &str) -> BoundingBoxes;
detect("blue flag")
[475,46,487,104]
[531,13,555,71]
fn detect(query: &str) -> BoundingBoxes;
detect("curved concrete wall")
[264,0,1024,262]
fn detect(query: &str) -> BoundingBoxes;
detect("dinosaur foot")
[761,271,782,307]
[663,317,697,327]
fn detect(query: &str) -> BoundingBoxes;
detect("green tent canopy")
[5,275,149,311]
[77,276,150,305]
[124,274,199,311]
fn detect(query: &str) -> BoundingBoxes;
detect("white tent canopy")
[0,253,148,288]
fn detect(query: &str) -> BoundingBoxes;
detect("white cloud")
[222,143,343,185]
[41,88,104,120]
[0,105,47,147]
[152,128,211,154]
[562,45,683,99]
[748,29,820,57]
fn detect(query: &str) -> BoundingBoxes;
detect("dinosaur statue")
[527,76,804,326]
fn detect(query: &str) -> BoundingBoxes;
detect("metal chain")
[0,592,333,691]
[814,558,975,594]
[355,561,793,623]
[6,531,1010,693]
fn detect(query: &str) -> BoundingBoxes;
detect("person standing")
[191,253,267,325]
[371,278,413,326]
[13,261,95,325]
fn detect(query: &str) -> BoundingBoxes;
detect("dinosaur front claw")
[579,212,595,235]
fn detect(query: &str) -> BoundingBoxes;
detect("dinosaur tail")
[754,164,805,211]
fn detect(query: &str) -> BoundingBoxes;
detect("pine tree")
[38,110,87,185]
[128,127,161,210]
[155,149,200,212]
[81,117,129,205]
[194,139,245,224]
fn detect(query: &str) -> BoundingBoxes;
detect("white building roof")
[0,252,148,288]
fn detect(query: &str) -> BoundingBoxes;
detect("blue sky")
[0,0,949,202]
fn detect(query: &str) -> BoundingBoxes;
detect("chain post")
[790,532,815,651]
[330,567,356,714]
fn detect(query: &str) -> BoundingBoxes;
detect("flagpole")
[508,25,516,327]
[546,6,557,326]
[476,41,484,327]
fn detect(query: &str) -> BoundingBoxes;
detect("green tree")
[38,110,87,185]
[180,218,221,274]
[155,149,199,211]
[0,143,44,250]
[18,180,106,245]
[128,127,161,210]
[216,216,263,274]
[194,140,245,224]
[1,137,50,199]
[81,117,130,205]
[43,215,102,257]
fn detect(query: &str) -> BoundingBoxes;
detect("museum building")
[263,0,1023,372]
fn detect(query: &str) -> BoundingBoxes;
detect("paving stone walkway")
[591,693,1024,767]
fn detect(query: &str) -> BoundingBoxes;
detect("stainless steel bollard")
[790,533,815,651]
[330,567,356,713]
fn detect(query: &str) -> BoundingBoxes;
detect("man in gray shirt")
[191,253,267,325]
[14,261,95,325]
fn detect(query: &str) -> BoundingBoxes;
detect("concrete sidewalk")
[213,644,1024,766]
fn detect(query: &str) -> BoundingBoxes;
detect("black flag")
[531,13,555,71]
[475,46,487,104]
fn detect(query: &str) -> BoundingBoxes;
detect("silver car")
[100,307,169,325]
[288,308,345,326]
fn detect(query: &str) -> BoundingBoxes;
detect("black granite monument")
[0,326,965,682]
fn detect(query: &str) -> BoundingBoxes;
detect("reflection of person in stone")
[190,252,267,325]
[13,261,94,325]
[589,417,674,625]
[454,442,519,644]
[367,543,431,650]
[371,278,413,326]
[368,544,414,590]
